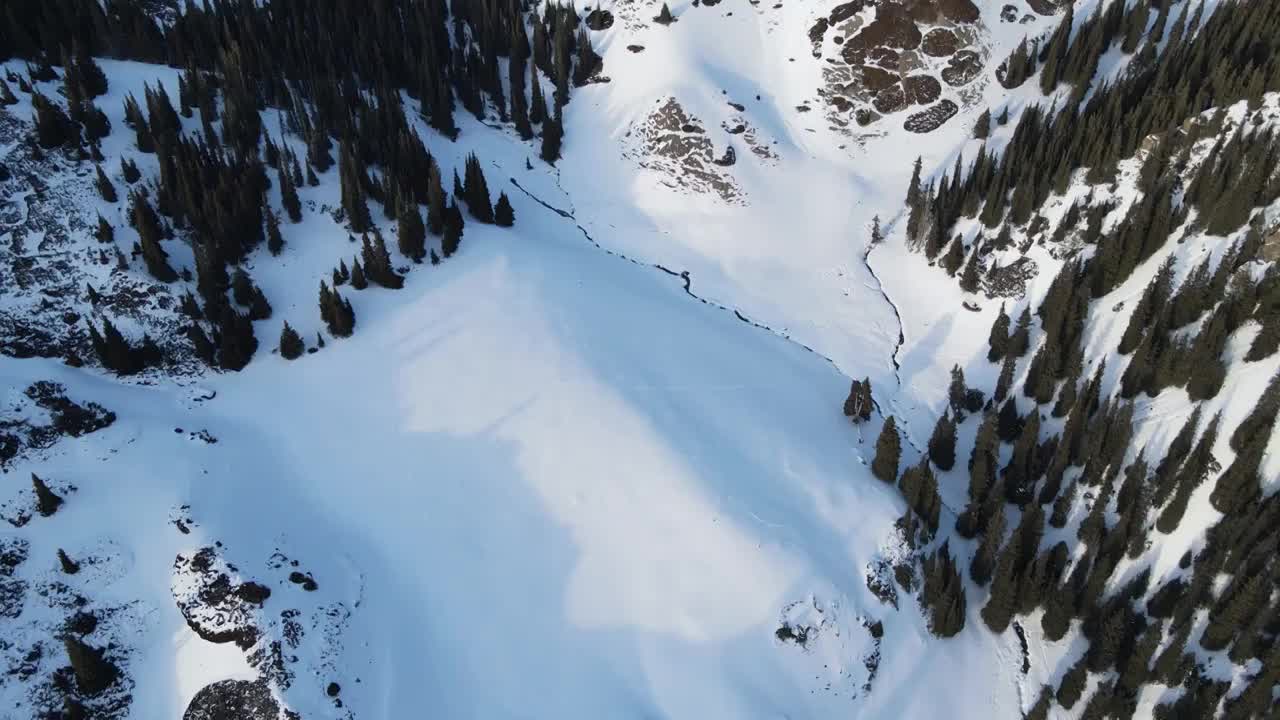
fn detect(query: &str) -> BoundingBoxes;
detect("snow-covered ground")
[2,0,1277,716]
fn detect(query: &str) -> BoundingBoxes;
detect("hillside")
[0,0,1278,718]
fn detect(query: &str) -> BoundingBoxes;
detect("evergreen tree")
[350,258,368,290]
[927,412,957,471]
[843,378,873,422]
[215,304,258,371]
[540,112,563,164]
[120,156,141,184]
[228,268,271,321]
[397,201,427,262]
[994,352,1016,403]
[1024,686,1053,720]
[64,636,118,695]
[57,548,81,575]
[1201,571,1269,651]
[266,212,285,256]
[279,322,304,360]
[997,398,1022,442]
[1008,308,1032,357]
[970,503,1006,586]
[871,417,901,483]
[442,200,464,257]
[655,3,676,24]
[32,473,63,516]
[495,192,515,227]
[31,91,74,148]
[129,193,177,282]
[980,533,1023,633]
[279,166,302,223]
[920,542,966,637]
[95,165,117,203]
[339,141,373,233]
[1230,373,1279,453]
[973,109,991,140]
[1056,655,1089,710]
[987,304,1010,361]
[463,153,495,222]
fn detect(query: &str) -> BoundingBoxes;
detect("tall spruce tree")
[871,417,901,483]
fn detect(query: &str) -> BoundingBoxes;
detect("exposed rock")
[623,97,743,203]
[902,74,942,105]
[873,84,907,114]
[183,679,281,720]
[860,64,899,92]
[816,0,987,133]
[0,112,193,369]
[941,50,983,86]
[585,8,614,30]
[904,99,959,133]
[173,547,263,649]
[921,28,959,56]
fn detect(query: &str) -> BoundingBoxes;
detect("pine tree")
[655,3,676,24]
[921,542,967,637]
[95,165,117,202]
[540,112,563,164]
[871,417,901,483]
[32,474,63,516]
[186,324,216,365]
[843,379,873,422]
[397,201,427,262]
[279,166,302,222]
[94,215,113,243]
[970,503,1006,586]
[495,192,515,227]
[57,548,81,574]
[1209,429,1265,515]
[980,533,1023,633]
[442,201,464,257]
[230,268,272,320]
[120,156,141,184]
[350,258,368,290]
[339,141,373,233]
[1201,571,1268,651]
[278,322,304,360]
[1056,655,1089,710]
[927,412,957,470]
[129,193,177,282]
[31,91,74,148]
[266,212,285,256]
[1230,373,1279,453]
[1008,308,1032,357]
[462,154,495,223]
[973,109,991,140]
[1155,414,1221,534]
[997,398,1022,442]
[967,411,1000,503]
[215,305,258,371]
[994,352,1016,403]
[1024,686,1053,720]
[1118,621,1160,692]
[64,636,119,695]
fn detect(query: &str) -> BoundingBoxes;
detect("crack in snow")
[508,177,893,411]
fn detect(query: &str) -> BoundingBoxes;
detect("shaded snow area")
[2,0,1277,717]
[0,190,1023,717]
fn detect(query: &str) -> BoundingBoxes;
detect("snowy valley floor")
[0,173,1039,716]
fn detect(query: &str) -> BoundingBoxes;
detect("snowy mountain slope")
[0,131,1031,718]
[0,47,1043,719]
[1,0,1279,717]
[545,0,1068,425]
